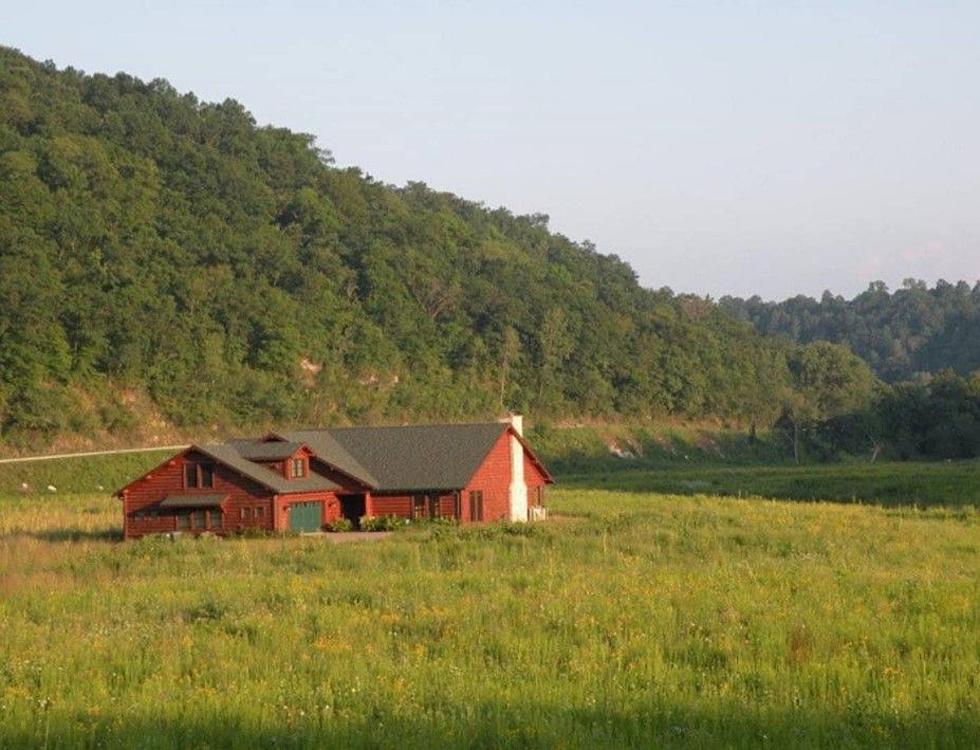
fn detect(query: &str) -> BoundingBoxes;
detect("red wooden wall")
[462,430,513,522]
[121,449,275,539]
[369,493,456,519]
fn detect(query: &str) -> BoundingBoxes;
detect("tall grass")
[0,486,977,748]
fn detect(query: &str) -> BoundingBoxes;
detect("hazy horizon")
[2,2,977,300]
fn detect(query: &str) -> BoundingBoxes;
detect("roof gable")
[279,429,379,487]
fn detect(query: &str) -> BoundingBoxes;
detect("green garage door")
[289,502,322,532]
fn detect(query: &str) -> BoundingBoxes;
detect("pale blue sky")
[3,2,978,299]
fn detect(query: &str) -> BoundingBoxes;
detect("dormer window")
[184,463,215,489]
[290,457,306,479]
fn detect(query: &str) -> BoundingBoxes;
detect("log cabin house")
[116,416,552,539]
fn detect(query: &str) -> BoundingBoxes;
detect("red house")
[116,417,553,539]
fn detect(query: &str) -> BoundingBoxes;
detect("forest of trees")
[719,282,980,461]
[0,47,976,462]
[721,280,980,382]
[0,46,826,446]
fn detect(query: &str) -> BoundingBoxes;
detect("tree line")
[721,280,980,382]
[721,281,980,461]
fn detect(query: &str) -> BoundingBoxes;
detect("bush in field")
[236,527,272,538]
[415,516,458,527]
[459,520,543,541]
[326,518,353,533]
[359,515,407,532]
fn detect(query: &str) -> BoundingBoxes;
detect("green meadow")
[0,450,175,496]
[566,459,980,508]
[0,457,978,748]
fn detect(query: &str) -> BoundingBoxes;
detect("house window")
[210,509,222,530]
[290,458,306,478]
[255,506,265,520]
[240,507,251,521]
[192,510,206,529]
[176,512,190,530]
[468,491,484,522]
[184,463,214,489]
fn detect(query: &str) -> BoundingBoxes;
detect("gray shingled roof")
[231,440,303,461]
[281,429,379,487]
[194,443,343,494]
[169,422,549,497]
[283,422,510,492]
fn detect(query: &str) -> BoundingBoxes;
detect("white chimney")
[505,413,528,522]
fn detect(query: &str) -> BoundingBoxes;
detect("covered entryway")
[288,501,322,532]
[339,494,366,527]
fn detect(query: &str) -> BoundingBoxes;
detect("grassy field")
[0,478,977,747]
[566,459,980,508]
[0,450,174,496]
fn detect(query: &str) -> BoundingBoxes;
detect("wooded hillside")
[0,47,871,446]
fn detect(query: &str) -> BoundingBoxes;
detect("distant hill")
[0,46,868,446]
[721,280,980,382]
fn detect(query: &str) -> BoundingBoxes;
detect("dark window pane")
[185,464,198,488]
[240,507,250,520]
[177,512,190,530]
[469,491,483,522]
[192,510,206,529]
[255,506,265,519]
[200,464,214,488]
[210,510,222,530]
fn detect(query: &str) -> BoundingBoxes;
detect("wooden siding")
[461,430,512,523]
[438,494,456,516]
[121,449,275,540]
[369,493,457,520]
[371,495,413,518]
[524,451,549,488]
[523,451,548,507]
